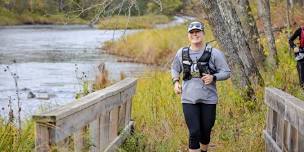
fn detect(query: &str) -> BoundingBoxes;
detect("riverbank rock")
[27,91,36,99]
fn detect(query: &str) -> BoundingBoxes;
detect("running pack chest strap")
[182,47,214,81]
[197,47,215,76]
[182,47,192,81]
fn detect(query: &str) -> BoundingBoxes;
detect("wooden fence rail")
[264,88,304,152]
[33,78,137,152]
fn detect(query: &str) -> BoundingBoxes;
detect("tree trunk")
[257,0,278,69]
[286,0,291,36]
[200,0,256,100]
[28,0,32,12]
[289,0,294,8]
[15,0,29,14]
[294,0,304,7]
[6,0,16,10]
[44,0,59,14]
[217,0,264,86]
[58,0,64,12]
[232,0,265,71]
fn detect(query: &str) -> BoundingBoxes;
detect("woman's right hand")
[174,82,182,94]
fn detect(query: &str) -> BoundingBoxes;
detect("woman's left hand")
[201,74,214,85]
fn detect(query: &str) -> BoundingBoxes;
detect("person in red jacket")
[289,26,304,87]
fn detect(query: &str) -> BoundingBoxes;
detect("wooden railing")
[33,78,137,152]
[264,88,304,152]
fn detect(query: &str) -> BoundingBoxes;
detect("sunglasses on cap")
[188,22,204,32]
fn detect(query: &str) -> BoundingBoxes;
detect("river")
[0,25,150,119]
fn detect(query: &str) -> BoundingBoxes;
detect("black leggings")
[182,103,216,149]
[297,59,304,87]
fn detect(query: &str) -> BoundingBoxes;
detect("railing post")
[90,119,100,152]
[57,138,69,151]
[109,107,119,141]
[74,128,85,152]
[35,123,50,152]
[118,104,126,132]
[100,111,110,151]
[276,114,284,149]
[125,100,132,126]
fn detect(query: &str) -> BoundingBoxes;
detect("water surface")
[0,25,149,118]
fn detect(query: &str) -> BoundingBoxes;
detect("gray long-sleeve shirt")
[171,45,231,104]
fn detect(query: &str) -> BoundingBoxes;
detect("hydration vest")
[300,27,304,48]
[182,46,215,81]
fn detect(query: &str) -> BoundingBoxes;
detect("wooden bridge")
[32,78,304,152]
[33,78,137,152]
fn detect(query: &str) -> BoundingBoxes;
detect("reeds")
[94,63,111,91]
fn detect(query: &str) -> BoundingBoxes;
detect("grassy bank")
[97,15,171,29]
[118,38,304,151]
[103,24,186,65]
[102,20,219,65]
[0,7,86,26]
[103,24,215,65]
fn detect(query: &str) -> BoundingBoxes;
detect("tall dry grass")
[103,23,217,66]
[93,63,111,91]
[97,15,171,29]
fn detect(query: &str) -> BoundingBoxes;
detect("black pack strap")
[198,47,212,62]
[182,47,192,81]
[197,47,216,75]
[182,47,191,62]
